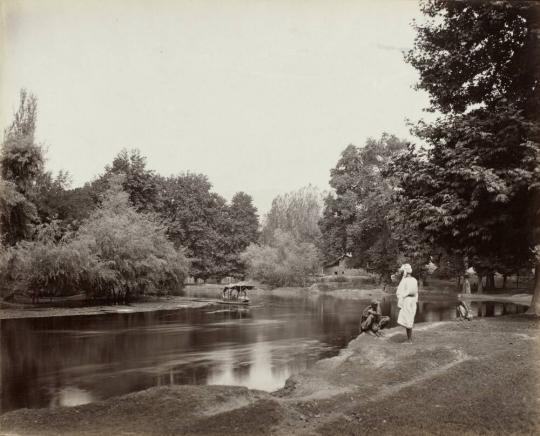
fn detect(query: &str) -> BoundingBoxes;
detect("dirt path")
[1,316,538,435]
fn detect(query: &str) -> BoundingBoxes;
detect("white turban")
[400,263,413,274]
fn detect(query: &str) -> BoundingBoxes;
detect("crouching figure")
[456,300,473,321]
[360,299,390,336]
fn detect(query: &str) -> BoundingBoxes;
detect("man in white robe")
[396,264,418,343]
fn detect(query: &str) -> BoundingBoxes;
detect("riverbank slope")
[2,315,538,435]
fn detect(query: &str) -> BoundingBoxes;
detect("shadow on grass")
[387,332,409,343]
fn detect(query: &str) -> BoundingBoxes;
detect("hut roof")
[323,253,352,268]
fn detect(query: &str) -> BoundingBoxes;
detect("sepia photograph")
[0,0,539,434]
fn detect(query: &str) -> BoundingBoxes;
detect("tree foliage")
[396,0,540,304]
[390,106,537,274]
[155,174,259,280]
[6,222,108,301]
[241,229,320,288]
[319,134,410,281]
[156,173,224,280]
[92,149,159,212]
[0,90,44,245]
[77,176,189,300]
[0,89,265,298]
[262,185,323,246]
[407,0,540,115]
[226,192,260,277]
[1,177,189,302]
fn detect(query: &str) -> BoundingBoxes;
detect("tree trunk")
[486,273,495,290]
[502,274,507,290]
[526,262,540,315]
[477,275,483,294]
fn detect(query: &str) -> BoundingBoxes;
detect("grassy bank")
[1,315,538,435]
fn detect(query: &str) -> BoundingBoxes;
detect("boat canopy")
[223,282,255,290]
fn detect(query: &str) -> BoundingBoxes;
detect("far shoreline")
[0,285,532,320]
[0,296,212,320]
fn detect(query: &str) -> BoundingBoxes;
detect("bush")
[8,238,101,301]
[0,178,190,303]
[327,275,348,283]
[241,230,320,288]
[70,177,190,302]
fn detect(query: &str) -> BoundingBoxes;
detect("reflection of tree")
[415,302,456,322]
[1,310,197,411]
[2,320,58,412]
[7,295,525,413]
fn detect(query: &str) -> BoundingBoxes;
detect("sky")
[1,0,431,214]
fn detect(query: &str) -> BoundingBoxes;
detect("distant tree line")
[1,1,538,309]
[0,93,259,301]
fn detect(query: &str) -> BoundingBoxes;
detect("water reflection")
[1,295,360,413]
[50,387,94,408]
[0,293,528,413]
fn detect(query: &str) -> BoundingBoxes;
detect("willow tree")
[77,176,190,301]
[262,185,323,246]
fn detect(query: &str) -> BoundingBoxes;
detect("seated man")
[360,299,390,336]
[456,300,473,321]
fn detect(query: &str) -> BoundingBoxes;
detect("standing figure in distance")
[462,273,471,294]
[396,263,418,343]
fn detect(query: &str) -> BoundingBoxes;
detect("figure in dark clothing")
[456,300,473,321]
[360,299,390,336]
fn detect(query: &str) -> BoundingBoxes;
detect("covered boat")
[221,282,255,303]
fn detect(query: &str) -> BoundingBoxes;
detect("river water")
[0,291,527,413]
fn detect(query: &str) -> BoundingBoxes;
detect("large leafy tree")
[34,170,74,224]
[5,177,189,302]
[396,0,540,309]
[391,109,537,289]
[262,185,323,246]
[52,184,96,229]
[156,173,230,281]
[76,176,189,301]
[319,134,410,282]
[0,90,44,245]
[226,192,259,277]
[406,0,540,116]
[93,149,159,212]
[241,229,320,288]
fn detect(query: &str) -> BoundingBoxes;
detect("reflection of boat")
[222,282,254,304]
